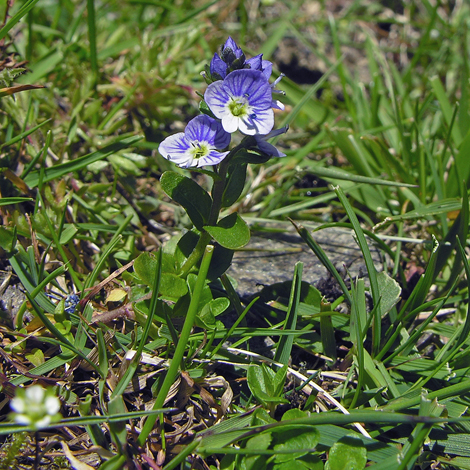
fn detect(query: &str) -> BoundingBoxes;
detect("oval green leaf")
[160,171,212,230]
[222,164,247,207]
[273,427,320,463]
[204,213,250,249]
[134,252,187,299]
[327,436,367,470]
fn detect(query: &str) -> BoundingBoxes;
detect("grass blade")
[334,185,381,355]
[23,135,142,187]
[292,219,352,305]
[274,262,303,365]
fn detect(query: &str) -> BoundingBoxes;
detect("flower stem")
[138,245,214,446]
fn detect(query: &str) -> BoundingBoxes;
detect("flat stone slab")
[227,222,383,298]
[0,270,26,327]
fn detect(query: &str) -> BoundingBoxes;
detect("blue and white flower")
[254,126,289,157]
[204,69,275,135]
[10,385,62,430]
[158,115,231,168]
[207,37,284,111]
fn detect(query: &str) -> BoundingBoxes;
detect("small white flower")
[10,385,62,430]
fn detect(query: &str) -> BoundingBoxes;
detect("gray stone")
[227,222,383,298]
[0,270,27,327]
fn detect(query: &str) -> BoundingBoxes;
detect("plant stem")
[178,231,212,277]
[34,431,39,470]
[178,139,250,277]
[138,245,214,446]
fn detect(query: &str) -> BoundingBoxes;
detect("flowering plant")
[157,37,287,276]
[10,385,62,430]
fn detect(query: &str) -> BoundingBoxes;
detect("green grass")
[1,0,470,469]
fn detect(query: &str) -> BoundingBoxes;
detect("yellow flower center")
[228,98,249,117]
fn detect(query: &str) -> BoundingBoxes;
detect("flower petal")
[223,37,242,55]
[224,69,272,111]
[221,114,241,134]
[197,150,230,167]
[159,116,231,168]
[45,395,61,415]
[272,99,285,111]
[256,139,286,157]
[158,132,192,167]
[246,54,263,71]
[27,385,45,402]
[158,132,190,157]
[10,397,25,413]
[185,115,230,149]
[222,37,244,63]
[261,60,273,80]
[13,414,32,425]
[210,53,227,79]
[262,126,289,139]
[239,108,274,135]
[212,121,231,149]
[204,81,230,120]
[254,126,288,157]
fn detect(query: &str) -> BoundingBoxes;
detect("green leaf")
[430,75,463,146]
[204,213,250,249]
[196,298,230,329]
[282,409,308,420]
[334,186,381,355]
[326,436,367,470]
[320,303,337,363]
[273,427,320,463]
[326,126,375,177]
[160,171,212,230]
[210,297,230,317]
[273,364,288,398]
[58,224,78,245]
[248,364,275,398]
[0,225,17,254]
[0,0,41,41]
[222,163,247,207]
[134,252,187,299]
[274,263,303,365]
[219,455,236,470]
[376,271,401,318]
[25,348,45,367]
[0,197,34,205]
[244,433,271,470]
[310,164,416,188]
[247,364,289,407]
[295,454,324,470]
[207,244,234,280]
[78,395,108,448]
[293,221,352,305]
[99,454,127,470]
[24,135,142,188]
[252,408,277,426]
[381,198,462,224]
[246,432,272,451]
[107,395,128,451]
[174,227,234,280]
